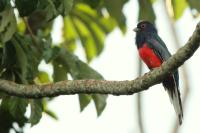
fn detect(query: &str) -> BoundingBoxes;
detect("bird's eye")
[141,24,146,28]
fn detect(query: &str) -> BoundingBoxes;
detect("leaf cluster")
[0,0,130,132]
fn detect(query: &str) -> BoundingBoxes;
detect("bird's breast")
[138,43,162,69]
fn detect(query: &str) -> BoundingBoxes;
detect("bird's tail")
[163,76,183,125]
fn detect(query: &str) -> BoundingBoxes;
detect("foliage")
[0,0,200,132]
[0,0,128,132]
[138,0,156,23]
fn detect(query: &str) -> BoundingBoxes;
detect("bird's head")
[133,21,157,33]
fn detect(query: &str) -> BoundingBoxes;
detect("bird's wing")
[146,34,183,124]
[146,34,171,61]
[146,34,179,85]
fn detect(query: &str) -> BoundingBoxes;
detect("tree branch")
[0,22,200,98]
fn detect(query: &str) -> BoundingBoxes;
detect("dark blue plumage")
[134,21,183,125]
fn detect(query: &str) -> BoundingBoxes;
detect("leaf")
[92,94,107,116]
[29,100,43,126]
[71,4,107,61]
[76,0,102,8]
[53,60,68,82]
[35,71,51,84]
[58,50,103,79]
[79,94,92,111]
[62,17,77,53]
[13,33,41,81]
[104,0,128,33]
[0,7,17,43]
[63,3,116,61]
[74,3,109,32]
[138,0,156,23]
[57,49,107,116]
[43,45,60,63]
[36,0,74,22]
[171,0,187,20]
[1,97,28,118]
[15,0,39,16]
[17,19,26,34]
[2,41,17,68]
[57,0,74,16]
[0,0,10,12]
[71,16,97,61]
[44,108,58,120]
[0,97,28,133]
[12,37,28,80]
[0,69,15,81]
[42,99,58,120]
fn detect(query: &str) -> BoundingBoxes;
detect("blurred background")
[0,0,200,133]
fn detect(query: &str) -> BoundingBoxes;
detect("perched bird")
[133,21,183,125]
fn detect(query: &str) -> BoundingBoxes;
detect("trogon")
[133,21,183,125]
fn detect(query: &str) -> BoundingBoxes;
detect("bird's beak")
[133,27,140,32]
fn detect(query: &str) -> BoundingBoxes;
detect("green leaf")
[53,60,68,82]
[0,97,28,133]
[42,99,58,120]
[43,45,60,63]
[35,71,51,84]
[71,16,97,61]
[15,0,39,16]
[36,0,57,21]
[187,0,200,13]
[57,49,107,116]
[2,41,17,68]
[17,19,26,34]
[36,0,74,22]
[138,0,156,24]
[71,4,107,61]
[78,10,116,34]
[171,0,187,20]
[29,100,43,126]
[0,0,10,12]
[12,37,28,80]
[92,94,107,116]
[76,0,102,8]
[57,0,74,16]
[62,17,77,53]
[0,69,15,81]
[1,97,28,121]
[58,50,103,79]
[13,34,41,81]
[44,108,58,120]
[79,94,92,111]
[104,0,128,33]
[0,7,17,43]
[63,3,116,61]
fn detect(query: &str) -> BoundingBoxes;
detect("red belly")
[139,44,162,69]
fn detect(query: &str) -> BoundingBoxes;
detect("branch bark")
[0,22,200,98]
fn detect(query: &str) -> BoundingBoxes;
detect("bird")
[133,20,183,125]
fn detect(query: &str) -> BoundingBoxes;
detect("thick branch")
[0,22,200,98]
